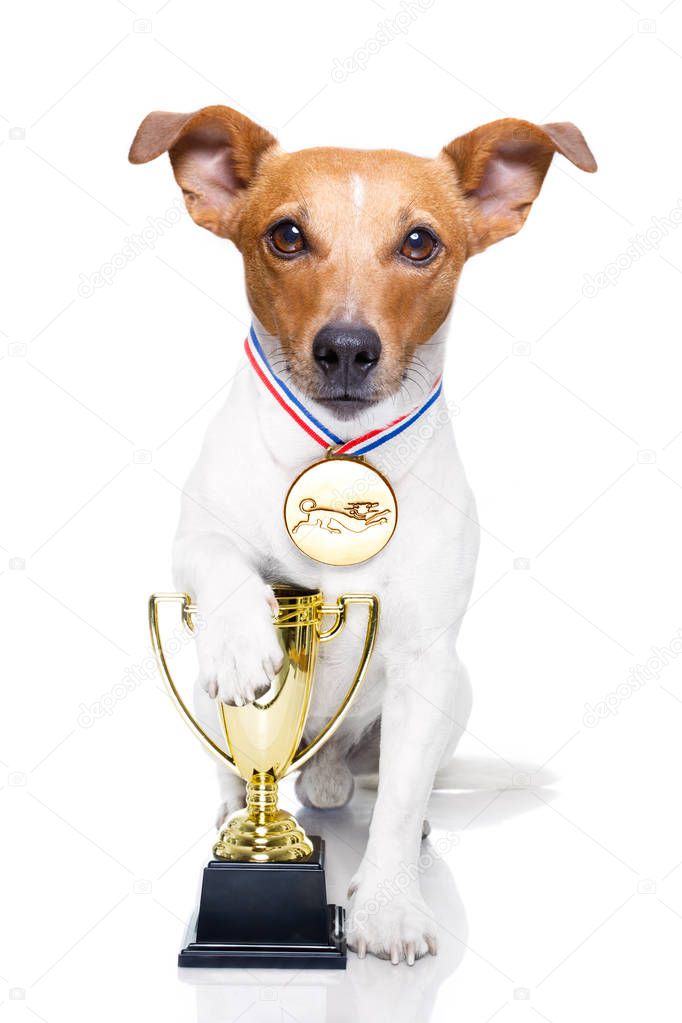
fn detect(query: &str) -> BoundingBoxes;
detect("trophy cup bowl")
[148,584,379,967]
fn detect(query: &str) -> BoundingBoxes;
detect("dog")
[129,107,596,964]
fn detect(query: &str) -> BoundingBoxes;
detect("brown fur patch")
[129,108,596,401]
[237,147,467,399]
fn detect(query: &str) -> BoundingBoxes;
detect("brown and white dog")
[130,108,596,964]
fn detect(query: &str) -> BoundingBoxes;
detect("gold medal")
[284,454,397,566]
[244,325,440,567]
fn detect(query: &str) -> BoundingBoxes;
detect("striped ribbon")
[244,325,442,457]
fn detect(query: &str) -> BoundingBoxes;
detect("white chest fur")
[173,323,479,749]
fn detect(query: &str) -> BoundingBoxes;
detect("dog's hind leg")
[295,739,355,809]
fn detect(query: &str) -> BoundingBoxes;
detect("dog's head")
[130,107,595,418]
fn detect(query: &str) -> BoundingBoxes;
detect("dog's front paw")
[346,874,438,965]
[197,582,283,706]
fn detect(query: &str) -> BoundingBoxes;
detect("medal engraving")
[284,456,397,566]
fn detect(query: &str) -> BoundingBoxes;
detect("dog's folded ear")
[129,106,278,238]
[441,118,597,255]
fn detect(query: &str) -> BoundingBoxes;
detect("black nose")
[312,323,381,392]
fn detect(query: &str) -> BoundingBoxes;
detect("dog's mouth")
[314,394,378,420]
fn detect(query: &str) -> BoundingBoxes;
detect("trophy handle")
[287,594,380,775]
[148,592,239,774]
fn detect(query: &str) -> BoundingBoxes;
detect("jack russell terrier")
[129,107,596,964]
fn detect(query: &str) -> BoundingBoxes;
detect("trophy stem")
[213,772,314,863]
[245,772,279,824]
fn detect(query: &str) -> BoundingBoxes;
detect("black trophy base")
[179,837,347,969]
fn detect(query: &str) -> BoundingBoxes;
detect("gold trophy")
[149,584,379,968]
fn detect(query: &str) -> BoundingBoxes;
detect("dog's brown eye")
[400,228,438,262]
[269,220,306,256]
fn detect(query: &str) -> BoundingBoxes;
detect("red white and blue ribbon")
[244,324,442,456]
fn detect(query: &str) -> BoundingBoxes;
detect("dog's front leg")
[174,530,283,708]
[347,639,463,964]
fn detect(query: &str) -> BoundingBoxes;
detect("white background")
[2,0,682,1020]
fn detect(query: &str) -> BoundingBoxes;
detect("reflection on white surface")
[179,774,549,1023]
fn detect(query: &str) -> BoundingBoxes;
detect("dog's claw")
[207,679,218,699]
[406,941,416,966]
[357,937,367,959]
[426,934,438,956]
[390,943,400,965]
[347,881,358,898]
